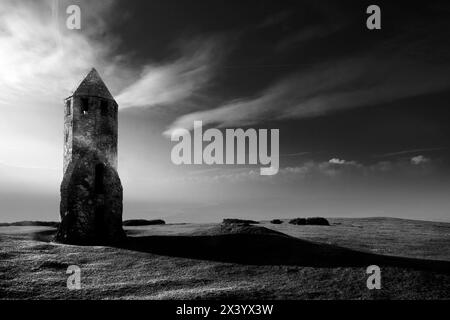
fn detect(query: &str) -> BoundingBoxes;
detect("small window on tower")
[66,100,71,115]
[81,98,89,115]
[101,100,108,116]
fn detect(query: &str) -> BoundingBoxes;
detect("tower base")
[56,151,125,245]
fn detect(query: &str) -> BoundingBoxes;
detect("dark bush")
[270,219,283,224]
[123,219,165,226]
[222,219,259,225]
[289,217,330,226]
[306,217,330,226]
[289,218,306,225]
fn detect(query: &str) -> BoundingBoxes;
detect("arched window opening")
[81,98,89,115]
[66,100,71,115]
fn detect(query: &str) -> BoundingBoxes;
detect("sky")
[0,0,450,222]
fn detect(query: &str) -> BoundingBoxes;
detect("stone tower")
[56,68,125,245]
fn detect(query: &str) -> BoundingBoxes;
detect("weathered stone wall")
[63,98,73,174]
[63,96,118,174]
[56,149,125,245]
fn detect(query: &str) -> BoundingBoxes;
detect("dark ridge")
[270,219,283,224]
[222,218,259,224]
[289,217,330,226]
[123,219,166,226]
[306,217,330,226]
[0,221,60,227]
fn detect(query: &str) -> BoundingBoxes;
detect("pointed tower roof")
[72,68,114,100]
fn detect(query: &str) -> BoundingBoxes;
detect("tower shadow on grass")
[122,228,450,274]
[26,224,450,274]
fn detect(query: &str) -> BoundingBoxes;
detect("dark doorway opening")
[95,163,105,194]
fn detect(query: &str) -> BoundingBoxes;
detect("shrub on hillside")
[289,218,307,225]
[123,219,165,226]
[289,217,330,226]
[270,219,283,224]
[306,217,330,226]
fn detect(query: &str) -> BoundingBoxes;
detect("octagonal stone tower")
[56,68,125,245]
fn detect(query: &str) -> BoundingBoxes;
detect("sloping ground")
[263,217,450,261]
[125,223,450,272]
[123,217,450,261]
[191,223,286,236]
[1,218,450,299]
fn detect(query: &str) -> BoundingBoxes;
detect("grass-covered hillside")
[1,218,449,299]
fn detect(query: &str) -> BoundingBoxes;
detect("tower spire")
[72,68,114,100]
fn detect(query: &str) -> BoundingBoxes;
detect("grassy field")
[0,217,449,299]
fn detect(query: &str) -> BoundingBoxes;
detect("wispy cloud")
[0,0,121,171]
[375,147,447,158]
[411,155,430,165]
[162,155,439,186]
[0,0,119,107]
[0,0,224,169]
[280,151,311,158]
[328,158,360,166]
[166,51,450,134]
[116,38,223,109]
[275,23,343,52]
